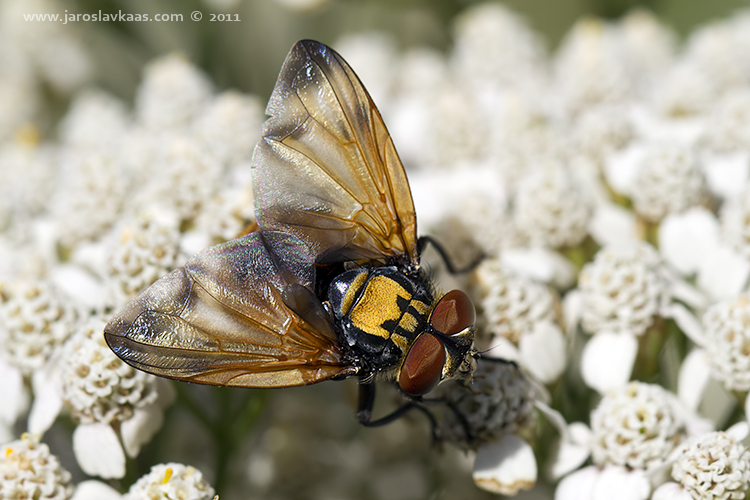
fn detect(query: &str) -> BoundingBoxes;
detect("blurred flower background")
[4,0,750,499]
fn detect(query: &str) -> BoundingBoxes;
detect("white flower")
[684,21,750,94]
[554,383,702,500]
[193,90,263,168]
[135,54,213,131]
[192,185,255,246]
[59,90,130,155]
[669,429,750,500]
[123,463,216,500]
[105,210,182,308]
[590,382,685,470]
[1,433,74,500]
[651,59,715,118]
[700,90,750,154]
[473,259,567,384]
[0,279,79,375]
[701,295,750,391]
[554,17,632,114]
[29,316,175,479]
[0,139,57,224]
[35,34,93,94]
[574,242,674,392]
[668,296,750,425]
[0,57,39,142]
[556,465,651,500]
[53,152,128,248]
[440,360,537,446]
[424,82,487,169]
[513,163,592,248]
[631,144,705,222]
[658,208,750,304]
[439,360,567,496]
[573,105,635,161]
[132,137,223,224]
[618,9,677,78]
[452,2,547,91]
[578,241,667,337]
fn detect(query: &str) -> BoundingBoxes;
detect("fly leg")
[356,383,440,441]
[417,235,484,274]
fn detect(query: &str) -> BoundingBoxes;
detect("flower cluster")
[1,433,73,500]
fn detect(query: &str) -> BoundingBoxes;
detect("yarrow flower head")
[670,431,750,500]
[105,210,182,308]
[0,279,79,375]
[513,162,592,248]
[475,259,559,345]
[1,433,74,500]
[631,143,705,222]
[60,316,160,426]
[28,315,175,479]
[702,295,750,391]
[590,381,685,470]
[700,90,750,154]
[578,241,667,336]
[439,359,537,446]
[135,53,213,131]
[123,463,216,500]
[472,258,567,384]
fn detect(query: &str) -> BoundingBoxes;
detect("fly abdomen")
[328,266,434,371]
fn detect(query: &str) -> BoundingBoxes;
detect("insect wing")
[104,232,352,388]
[253,40,418,266]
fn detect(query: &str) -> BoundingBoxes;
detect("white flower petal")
[28,370,63,435]
[589,203,639,247]
[677,349,711,412]
[73,423,126,479]
[519,321,567,383]
[0,357,27,425]
[501,247,576,289]
[696,243,750,302]
[488,336,521,362]
[666,304,706,347]
[697,376,736,427]
[726,421,750,442]
[50,264,104,310]
[473,434,537,495]
[121,404,164,458]
[555,465,599,500]
[592,466,650,500]
[71,480,122,500]
[604,143,648,196]
[651,482,692,500]
[581,332,637,393]
[665,279,708,312]
[548,423,593,479]
[702,151,750,201]
[658,207,719,276]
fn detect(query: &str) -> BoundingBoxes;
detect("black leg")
[356,383,440,441]
[417,235,484,274]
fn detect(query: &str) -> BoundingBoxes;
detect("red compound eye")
[430,290,475,336]
[398,334,445,396]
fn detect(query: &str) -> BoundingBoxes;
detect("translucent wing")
[104,232,355,388]
[252,40,418,266]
